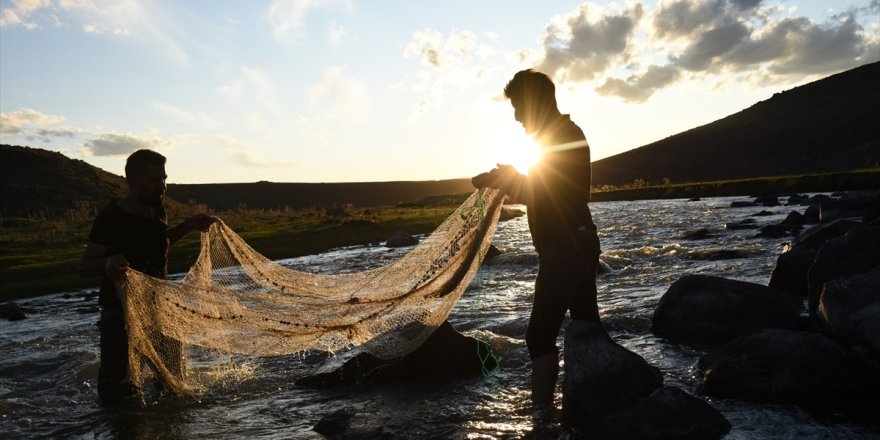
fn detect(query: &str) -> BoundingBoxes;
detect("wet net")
[116,189,503,394]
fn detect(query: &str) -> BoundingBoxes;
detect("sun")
[486,129,541,175]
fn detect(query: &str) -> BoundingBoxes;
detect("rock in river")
[297,321,496,386]
[0,302,31,321]
[698,328,878,402]
[585,387,730,440]
[384,231,418,247]
[652,275,802,345]
[563,320,662,428]
[807,224,880,317]
[768,219,858,297]
[817,267,880,355]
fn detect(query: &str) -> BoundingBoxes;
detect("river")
[2,195,878,439]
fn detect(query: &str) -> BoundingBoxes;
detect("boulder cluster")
[652,190,879,408]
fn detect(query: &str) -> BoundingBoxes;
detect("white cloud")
[150,101,219,128]
[216,65,283,116]
[328,19,346,46]
[517,0,880,102]
[1,0,189,66]
[266,0,351,44]
[308,66,370,122]
[0,108,66,135]
[207,134,294,168]
[81,132,164,157]
[403,28,501,118]
[536,2,646,82]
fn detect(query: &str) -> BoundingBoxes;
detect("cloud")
[216,65,283,117]
[208,135,294,168]
[403,28,500,117]
[514,0,880,102]
[328,20,346,46]
[308,66,370,122]
[266,0,351,44]
[1,0,189,65]
[82,132,159,157]
[0,108,66,135]
[596,64,682,102]
[0,0,50,28]
[150,101,219,127]
[535,2,645,82]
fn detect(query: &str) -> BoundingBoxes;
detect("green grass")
[591,169,880,202]
[0,203,459,302]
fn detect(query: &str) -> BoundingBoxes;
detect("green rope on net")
[468,188,502,380]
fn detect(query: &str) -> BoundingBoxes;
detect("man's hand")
[188,213,220,232]
[105,255,130,280]
[471,164,519,189]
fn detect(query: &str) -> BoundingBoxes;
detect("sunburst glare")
[485,130,541,175]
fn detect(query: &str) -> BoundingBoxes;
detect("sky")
[1,0,878,183]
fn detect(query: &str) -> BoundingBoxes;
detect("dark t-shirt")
[88,200,169,310]
[526,115,595,254]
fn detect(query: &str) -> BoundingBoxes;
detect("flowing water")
[2,196,878,439]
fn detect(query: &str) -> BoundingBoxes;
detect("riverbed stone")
[652,275,802,345]
[583,386,730,440]
[768,219,858,296]
[485,251,539,266]
[384,231,418,247]
[817,267,880,355]
[698,328,877,402]
[807,224,880,317]
[563,320,662,428]
[296,321,496,386]
[0,302,31,321]
[753,193,779,207]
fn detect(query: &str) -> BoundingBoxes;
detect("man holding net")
[78,149,217,405]
[472,69,601,405]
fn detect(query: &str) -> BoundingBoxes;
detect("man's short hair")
[125,149,166,179]
[503,69,556,106]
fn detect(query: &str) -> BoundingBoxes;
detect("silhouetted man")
[78,149,217,405]
[473,69,600,405]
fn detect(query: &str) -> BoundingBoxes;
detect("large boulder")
[753,193,779,207]
[768,219,858,296]
[651,275,802,345]
[817,267,880,355]
[839,190,880,222]
[583,387,730,440]
[698,328,878,402]
[296,321,496,386]
[384,231,418,247]
[563,320,663,428]
[807,225,880,317]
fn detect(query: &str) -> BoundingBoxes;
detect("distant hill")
[592,62,880,186]
[0,144,476,215]
[0,145,131,217]
[166,180,475,210]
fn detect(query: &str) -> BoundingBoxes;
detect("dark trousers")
[98,308,185,405]
[98,308,136,405]
[526,229,601,359]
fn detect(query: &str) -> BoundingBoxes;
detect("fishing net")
[116,189,504,394]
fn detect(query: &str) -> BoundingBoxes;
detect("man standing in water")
[472,69,601,405]
[78,149,217,405]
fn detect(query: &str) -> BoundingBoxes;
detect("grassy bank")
[591,169,880,202]
[0,203,460,302]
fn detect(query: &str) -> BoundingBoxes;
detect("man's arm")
[167,213,219,246]
[78,243,129,280]
[472,164,531,202]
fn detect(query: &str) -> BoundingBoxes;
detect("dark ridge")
[166,179,475,211]
[592,62,880,186]
[0,144,130,217]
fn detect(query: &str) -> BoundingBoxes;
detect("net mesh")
[116,189,503,394]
